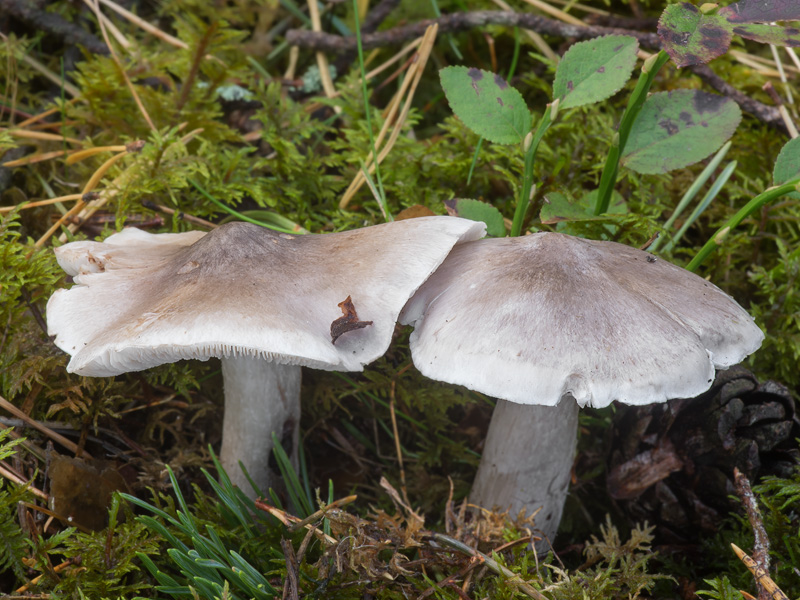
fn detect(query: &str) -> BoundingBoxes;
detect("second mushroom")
[400,232,764,543]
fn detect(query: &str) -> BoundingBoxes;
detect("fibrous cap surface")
[400,233,763,407]
[47,217,485,376]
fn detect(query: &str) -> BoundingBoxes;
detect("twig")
[281,538,301,600]
[286,10,785,132]
[286,11,660,52]
[0,0,107,55]
[733,468,772,600]
[689,64,785,134]
[140,200,217,229]
[431,533,547,600]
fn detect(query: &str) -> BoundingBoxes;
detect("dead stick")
[734,469,770,574]
[286,10,784,133]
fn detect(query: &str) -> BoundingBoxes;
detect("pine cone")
[607,366,799,543]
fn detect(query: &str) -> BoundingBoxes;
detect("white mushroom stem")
[219,358,302,496]
[470,398,579,546]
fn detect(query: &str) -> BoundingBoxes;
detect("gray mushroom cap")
[399,232,764,408]
[47,217,485,376]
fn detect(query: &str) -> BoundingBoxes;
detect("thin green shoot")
[332,372,483,458]
[510,101,556,237]
[271,432,314,517]
[219,209,308,233]
[266,39,290,62]
[375,416,419,459]
[324,480,334,537]
[277,0,311,26]
[189,178,299,233]
[60,57,67,161]
[687,177,800,271]
[298,442,314,510]
[650,141,732,252]
[429,0,463,59]
[508,27,521,80]
[594,50,671,216]
[466,137,483,186]
[352,0,391,221]
[246,56,271,80]
[360,161,390,221]
[663,159,737,253]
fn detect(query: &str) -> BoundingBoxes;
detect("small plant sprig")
[439,35,742,238]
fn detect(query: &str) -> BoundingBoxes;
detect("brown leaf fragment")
[608,438,683,499]
[331,295,373,344]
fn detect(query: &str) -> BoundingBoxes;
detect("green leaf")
[773,137,800,185]
[621,90,741,174]
[552,35,639,109]
[445,198,505,236]
[439,66,531,144]
[658,3,732,67]
[719,0,800,23]
[727,22,800,47]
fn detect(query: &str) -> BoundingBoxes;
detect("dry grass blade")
[65,145,129,165]
[286,494,358,532]
[730,543,789,600]
[16,100,79,129]
[90,0,188,49]
[4,130,82,145]
[0,395,91,459]
[546,0,609,16]
[519,0,585,27]
[302,38,423,114]
[2,150,75,168]
[0,193,86,214]
[768,25,794,105]
[730,51,782,77]
[12,52,81,98]
[254,500,337,544]
[0,462,48,500]
[33,150,129,247]
[307,0,340,114]
[728,50,800,75]
[87,0,156,131]
[491,0,558,62]
[15,557,85,594]
[339,24,438,209]
[58,130,198,241]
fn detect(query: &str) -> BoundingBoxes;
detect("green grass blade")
[663,159,737,252]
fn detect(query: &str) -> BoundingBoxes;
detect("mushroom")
[399,232,763,543]
[47,217,486,495]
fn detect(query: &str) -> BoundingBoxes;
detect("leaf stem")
[594,50,670,216]
[686,179,800,272]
